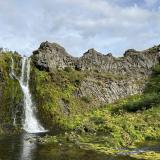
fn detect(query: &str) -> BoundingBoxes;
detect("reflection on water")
[20,133,37,160]
[0,133,39,160]
[0,133,139,160]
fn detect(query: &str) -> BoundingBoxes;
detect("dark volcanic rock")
[33,41,76,72]
[33,41,160,76]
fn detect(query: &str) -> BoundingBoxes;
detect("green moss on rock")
[0,52,23,134]
[30,64,95,131]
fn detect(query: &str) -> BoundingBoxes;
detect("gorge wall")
[32,42,160,104]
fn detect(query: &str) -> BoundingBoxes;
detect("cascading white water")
[11,56,46,133]
[20,57,46,133]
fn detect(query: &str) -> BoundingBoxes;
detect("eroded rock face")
[33,41,160,75]
[78,76,145,105]
[33,41,77,72]
[79,47,160,77]
[32,41,160,104]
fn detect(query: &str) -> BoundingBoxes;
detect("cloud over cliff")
[0,0,160,56]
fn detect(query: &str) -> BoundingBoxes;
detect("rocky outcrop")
[33,41,77,72]
[33,41,160,76]
[78,76,145,104]
[32,41,160,105]
[80,48,160,76]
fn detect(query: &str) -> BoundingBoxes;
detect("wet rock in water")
[2,124,16,134]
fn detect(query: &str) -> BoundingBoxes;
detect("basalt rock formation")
[33,41,160,75]
[32,41,160,104]
[33,42,77,72]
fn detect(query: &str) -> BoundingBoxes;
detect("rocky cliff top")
[32,41,160,75]
[36,41,72,57]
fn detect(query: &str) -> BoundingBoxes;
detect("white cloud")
[0,0,159,57]
[144,0,158,6]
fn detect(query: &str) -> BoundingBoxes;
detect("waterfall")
[10,57,17,126]
[11,56,47,133]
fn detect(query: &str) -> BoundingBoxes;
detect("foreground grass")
[39,104,160,159]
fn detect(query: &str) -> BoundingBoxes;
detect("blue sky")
[0,0,160,57]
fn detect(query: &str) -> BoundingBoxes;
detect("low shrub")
[64,67,73,73]
[122,93,160,112]
[81,96,91,103]
[153,64,160,75]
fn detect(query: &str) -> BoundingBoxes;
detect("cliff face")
[33,42,77,72]
[32,42,160,105]
[33,41,160,75]
[0,52,23,134]
[80,48,160,75]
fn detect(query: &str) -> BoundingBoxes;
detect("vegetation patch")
[0,52,23,134]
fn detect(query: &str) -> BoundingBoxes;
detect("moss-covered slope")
[30,65,96,131]
[0,52,23,134]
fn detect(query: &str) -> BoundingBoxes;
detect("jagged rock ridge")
[33,41,160,75]
[33,42,77,72]
[32,41,160,104]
